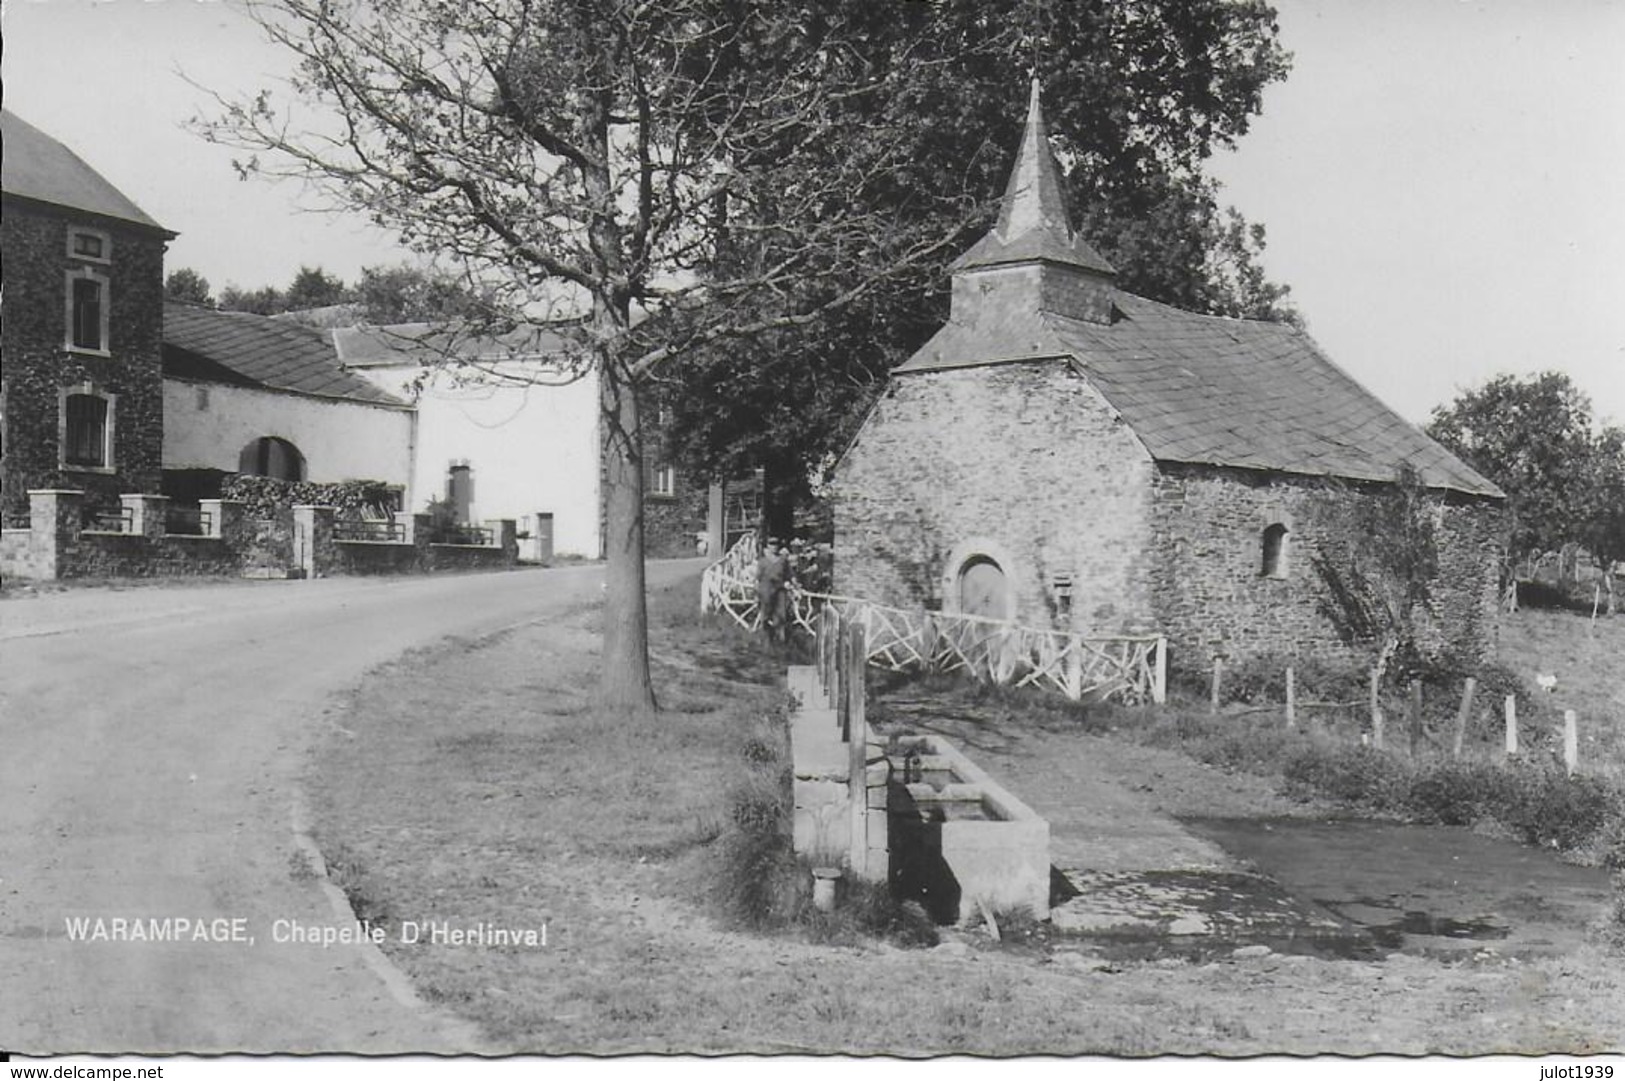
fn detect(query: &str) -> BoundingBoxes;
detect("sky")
[3,0,1622,427]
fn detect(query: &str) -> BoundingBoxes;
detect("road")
[0,562,702,1053]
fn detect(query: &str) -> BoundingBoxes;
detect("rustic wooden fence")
[698,529,760,630]
[699,533,1166,705]
[795,591,1167,706]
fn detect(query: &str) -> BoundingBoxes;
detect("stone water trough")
[886,733,1050,924]
[787,653,1051,926]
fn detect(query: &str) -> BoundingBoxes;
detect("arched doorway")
[958,555,1010,619]
[238,436,305,481]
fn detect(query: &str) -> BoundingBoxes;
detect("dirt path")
[0,562,703,1053]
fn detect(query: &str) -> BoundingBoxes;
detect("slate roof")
[896,85,1502,500]
[897,297,1499,496]
[0,110,174,235]
[163,303,408,407]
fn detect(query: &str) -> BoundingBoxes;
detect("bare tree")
[196,0,974,716]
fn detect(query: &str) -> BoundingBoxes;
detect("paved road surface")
[0,563,701,1053]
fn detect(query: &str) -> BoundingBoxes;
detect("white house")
[335,323,605,559]
[334,321,713,561]
[161,302,415,503]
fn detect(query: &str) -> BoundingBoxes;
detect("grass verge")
[306,575,1625,1053]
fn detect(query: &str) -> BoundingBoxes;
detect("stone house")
[0,109,176,525]
[831,84,1507,671]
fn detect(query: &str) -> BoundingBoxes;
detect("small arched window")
[238,436,305,481]
[1261,523,1289,579]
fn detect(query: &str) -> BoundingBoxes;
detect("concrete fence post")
[1285,666,1297,729]
[533,511,555,564]
[1451,677,1478,759]
[120,493,170,540]
[292,505,337,578]
[1152,637,1168,705]
[27,489,84,580]
[1563,710,1578,776]
[1210,657,1223,715]
[1504,695,1518,755]
[200,498,244,543]
[487,518,518,564]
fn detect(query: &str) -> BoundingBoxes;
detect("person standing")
[756,541,791,644]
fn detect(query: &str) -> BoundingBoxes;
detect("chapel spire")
[953,78,1116,277]
[949,79,1117,326]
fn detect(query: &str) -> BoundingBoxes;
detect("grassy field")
[1497,607,1625,768]
[304,573,1625,1054]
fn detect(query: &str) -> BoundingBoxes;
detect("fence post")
[1370,667,1384,750]
[1407,681,1423,759]
[1284,666,1297,729]
[1451,677,1477,759]
[832,607,845,708]
[837,618,852,738]
[847,623,866,745]
[1210,657,1223,715]
[1504,695,1518,755]
[1563,710,1578,776]
[121,493,170,541]
[1153,637,1168,705]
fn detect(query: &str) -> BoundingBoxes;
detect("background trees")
[164,267,215,307]
[660,0,1296,531]
[200,0,1023,714]
[198,0,1295,712]
[1427,371,1624,594]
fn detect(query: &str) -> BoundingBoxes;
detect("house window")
[67,227,111,264]
[1261,523,1289,579]
[651,464,677,498]
[65,269,110,354]
[63,392,112,470]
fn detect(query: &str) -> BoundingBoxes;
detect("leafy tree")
[199,0,992,715]
[1426,372,1602,563]
[164,267,215,307]
[216,283,287,315]
[284,265,353,311]
[663,0,1296,527]
[1582,425,1625,612]
[355,264,487,325]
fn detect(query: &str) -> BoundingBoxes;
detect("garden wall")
[0,488,518,582]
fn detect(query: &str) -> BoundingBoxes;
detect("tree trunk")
[581,58,655,719]
[598,357,656,718]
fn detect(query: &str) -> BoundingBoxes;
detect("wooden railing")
[699,529,760,628]
[699,532,1165,705]
[794,591,1166,706]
